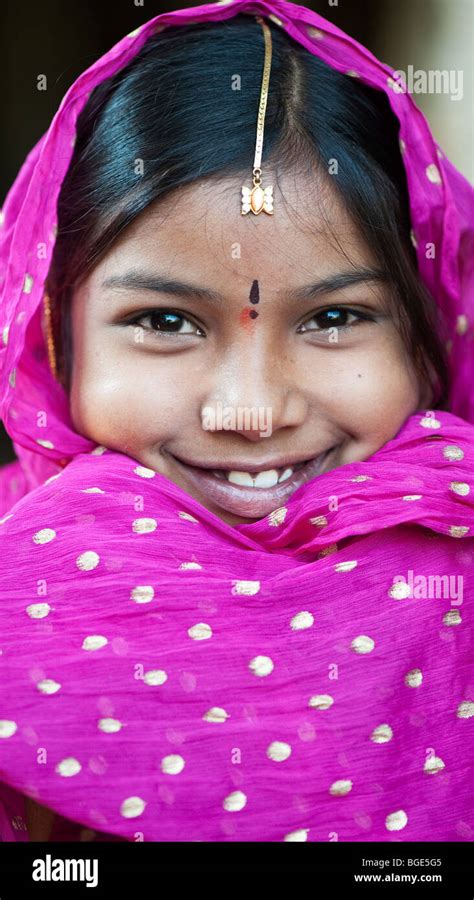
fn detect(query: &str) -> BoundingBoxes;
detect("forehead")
[92,167,377,287]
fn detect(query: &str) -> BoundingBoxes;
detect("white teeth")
[227,469,280,488]
[209,465,296,488]
[254,469,283,488]
[226,471,254,487]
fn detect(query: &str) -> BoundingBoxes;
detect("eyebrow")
[101,267,389,304]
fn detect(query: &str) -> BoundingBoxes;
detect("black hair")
[45,13,449,404]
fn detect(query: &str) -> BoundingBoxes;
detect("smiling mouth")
[175,458,308,486]
[167,448,335,518]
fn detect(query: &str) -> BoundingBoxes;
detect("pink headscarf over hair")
[0,0,472,842]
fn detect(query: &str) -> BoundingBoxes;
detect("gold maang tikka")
[43,292,59,380]
[241,16,274,216]
[42,22,273,380]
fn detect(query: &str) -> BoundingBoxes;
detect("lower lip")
[168,449,333,518]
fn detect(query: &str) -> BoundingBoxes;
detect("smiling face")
[68,168,431,525]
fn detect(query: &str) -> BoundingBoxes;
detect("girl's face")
[69,170,431,525]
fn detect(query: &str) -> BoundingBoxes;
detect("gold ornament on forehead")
[241,17,274,216]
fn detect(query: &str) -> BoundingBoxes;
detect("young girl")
[0,0,472,843]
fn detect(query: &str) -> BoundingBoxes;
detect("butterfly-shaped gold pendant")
[241,184,274,215]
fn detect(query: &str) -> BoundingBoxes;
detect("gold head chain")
[42,15,273,384]
[241,16,274,216]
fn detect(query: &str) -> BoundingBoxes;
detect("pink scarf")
[0,0,473,843]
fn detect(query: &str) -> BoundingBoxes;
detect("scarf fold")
[0,409,473,841]
[0,0,473,843]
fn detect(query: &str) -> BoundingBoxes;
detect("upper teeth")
[213,467,295,488]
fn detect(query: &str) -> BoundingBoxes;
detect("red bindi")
[239,307,257,330]
[239,280,260,330]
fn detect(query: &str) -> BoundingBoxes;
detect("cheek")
[68,337,198,448]
[316,335,420,433]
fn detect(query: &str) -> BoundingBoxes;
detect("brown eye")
[129,309,204,336]
[299,306,375,333]
[147,311,189,333]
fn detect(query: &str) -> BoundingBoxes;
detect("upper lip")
[169,451,328,473]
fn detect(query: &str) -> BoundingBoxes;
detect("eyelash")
[298,307,376,333]
[126,308,205,337]
[124,306,376,339]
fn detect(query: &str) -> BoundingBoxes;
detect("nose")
[200,343,308,440]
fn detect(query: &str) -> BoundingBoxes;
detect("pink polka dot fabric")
[0,0,473,842]
[0,413,473,841]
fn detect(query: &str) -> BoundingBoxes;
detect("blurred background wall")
[1,0,472,465]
